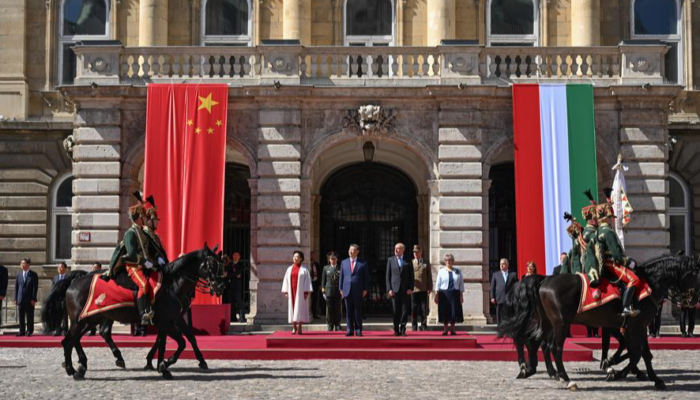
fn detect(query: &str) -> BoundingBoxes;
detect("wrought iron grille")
[223,163,251,314]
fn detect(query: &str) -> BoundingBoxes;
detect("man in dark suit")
[490,258,517,325]
[386,243,414,336]
[553,252,568,275]
[339,244,369,336]
[15,258,39,336]
[0,260,8,333]
[309,251,322,319]
[228,252,247,323]
[51,262,69,336]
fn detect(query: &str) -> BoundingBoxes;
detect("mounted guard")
[108,192,161,325]
[563,212,583,274]
[596,188,643,317]
[581,190,601,291]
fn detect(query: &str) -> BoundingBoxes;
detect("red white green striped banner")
[512,84,598,276]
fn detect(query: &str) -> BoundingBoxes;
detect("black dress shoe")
[356,332,363,337]
[15,333,25,337]
[442,331,448,336]
[345,332,354,337]
[682,332,688,338]
[26,332,33,337]
[53,331,62,337]
[400,331,407,337]
[689,333,696,338]
[450,331,456,336]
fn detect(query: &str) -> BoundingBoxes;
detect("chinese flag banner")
[143,84,227,305]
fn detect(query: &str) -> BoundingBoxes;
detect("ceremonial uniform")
[563,215,583,274]
[321,263,342,331]
[596,201,642,317]
[581,222,600,283]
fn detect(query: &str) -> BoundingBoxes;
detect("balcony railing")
[72,43,669,87]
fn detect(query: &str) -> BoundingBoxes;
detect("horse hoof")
[116,359,126,369]
[549,374,558,381]
[198,362,208,370]
[65,367,75,376]
[73,367,86,380]
[143,364,155,371]
[161,370,173,380]
[523,369,536,379]
[655,381,667,390]
[567,382,578,391]
[158,362,169,374]
[558,377,567,384]
[600,359,610,371]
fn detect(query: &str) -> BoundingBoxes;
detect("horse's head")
[197,243,227,297]
[662,254,700,307]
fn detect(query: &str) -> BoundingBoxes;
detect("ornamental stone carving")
[63,135,76,161]
[342,105,396,136]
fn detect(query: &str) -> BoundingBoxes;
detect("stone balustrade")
[72,43,669,87]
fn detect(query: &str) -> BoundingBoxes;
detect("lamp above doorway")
[363,141,375,163]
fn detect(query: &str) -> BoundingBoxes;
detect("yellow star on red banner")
[198,93,219,114]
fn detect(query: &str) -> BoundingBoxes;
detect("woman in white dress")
[281,250,313,334]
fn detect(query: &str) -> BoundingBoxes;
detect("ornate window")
[58,0,110,85]
[487,0,538,46]
[51,174,75,262]
[669,173,691,256]
[202,0,252,46]
[631,0,682,84]
[344,0,394,46]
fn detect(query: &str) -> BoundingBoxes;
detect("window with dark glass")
[346,0,392,36]
[668,173,691,255]
[634,0,677,35]
[52,176,74,261]
[490,0,534,35]
[205,0,249,36]
[63,0,107,36]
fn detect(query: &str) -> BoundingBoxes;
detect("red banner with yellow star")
[143,84,227,305]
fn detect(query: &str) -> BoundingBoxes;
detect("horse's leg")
[552,321,577,390]
[61,323,79,376]
[155,328,172,380]
[144,332,165,371]
[515,341,528,379]
[72,322,92,380]
[640,334,666,390]
[600,327,611,371]
[541,337,558,380]
[161,324,187,373]
[177,318,207,370]
[612,327,644,382]
[610,328,629,366]
[523,338,541,378]
[99,320,125,369]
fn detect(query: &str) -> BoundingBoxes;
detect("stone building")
[0,0,699,324]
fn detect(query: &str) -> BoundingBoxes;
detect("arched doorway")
[320,162,418,315]
[223,162,251,317]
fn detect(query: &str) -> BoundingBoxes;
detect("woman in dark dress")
[434,253,464,335]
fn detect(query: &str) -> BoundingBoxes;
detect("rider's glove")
[145,261,154,269]
[158,257,166,266]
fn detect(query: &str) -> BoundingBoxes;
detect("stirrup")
[621,307,639,318]
[141,310,155,325]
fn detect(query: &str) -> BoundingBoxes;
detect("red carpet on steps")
[1,333,698,361]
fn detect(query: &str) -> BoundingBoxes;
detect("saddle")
[576,273,652,314]
[79,272,163,321]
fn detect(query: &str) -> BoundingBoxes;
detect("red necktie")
[351,259,355,273]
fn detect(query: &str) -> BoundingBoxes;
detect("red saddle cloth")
[577,272,652,313]
[79,273,162,320]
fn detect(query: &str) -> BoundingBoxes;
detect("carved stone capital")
[342,105,397,136]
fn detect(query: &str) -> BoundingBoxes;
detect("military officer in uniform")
[142,196,168,268]
[109,193,159,325]
[321,251,342,331]
[563,212,583,274]
[596,190,642,317]
[581,190,601,290]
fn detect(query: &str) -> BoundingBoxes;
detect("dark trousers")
[325,295,342,327]
[311,282,324,317]
[230,284,245,321]
[648,306,663,336]
[412,292,428,327]
[391,291,411,332]
[496,303,505,325]
[680,307,696,335]
[344,293,363,334]
[18,303,35,334]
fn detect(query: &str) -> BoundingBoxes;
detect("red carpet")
[0,333,598,361]
[572,336,700,351]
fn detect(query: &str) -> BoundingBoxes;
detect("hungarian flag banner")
[143,84,227,305]
[512,84,598,277]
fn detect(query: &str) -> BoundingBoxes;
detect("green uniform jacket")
[597,223,626,265]
[581,224,599,275]
[109,224,153,276]
[321,264,341,298]
[143,226,169,265]
[566,236,583,274]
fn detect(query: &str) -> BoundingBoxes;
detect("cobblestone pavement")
[0,348,698,399]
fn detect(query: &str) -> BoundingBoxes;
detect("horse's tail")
[497,274,546,345]
[41,270,88,333]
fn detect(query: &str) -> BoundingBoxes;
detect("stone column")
[427,0,455,46]
[434,109,487,325]
[71,105,123,269]
[253,109,303,323]
[283,0,310,44]
[0,0,28,119]
[139,0,169,46]
[571,0,600,46]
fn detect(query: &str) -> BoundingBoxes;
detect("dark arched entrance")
[223,162,251,317]
[320,162,418,315]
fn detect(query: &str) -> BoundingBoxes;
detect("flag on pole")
[612,155,633,249]
[143,84,228,305]
[512,84,598,277]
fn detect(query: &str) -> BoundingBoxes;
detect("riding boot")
[621,286,639,317]
[138,296,154,325]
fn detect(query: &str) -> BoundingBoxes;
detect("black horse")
[43,245,225,380]
[500,254,700,390]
